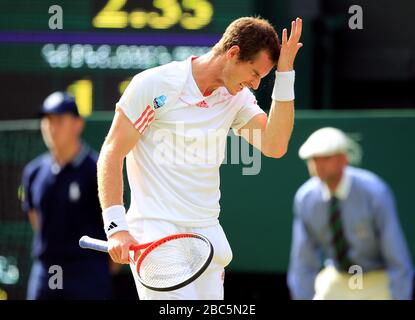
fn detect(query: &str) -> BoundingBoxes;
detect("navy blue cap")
[41,92,80,117]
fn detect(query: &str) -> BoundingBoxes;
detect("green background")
[82,110,415,272]
[1,109,414,299]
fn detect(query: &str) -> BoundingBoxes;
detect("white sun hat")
[299,127,350,160]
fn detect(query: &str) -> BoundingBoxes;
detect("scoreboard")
[0,0,257,119]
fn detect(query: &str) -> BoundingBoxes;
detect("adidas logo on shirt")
[107,221,118,232]
[196,100,209,108]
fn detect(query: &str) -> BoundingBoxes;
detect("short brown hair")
[212,17,280,64]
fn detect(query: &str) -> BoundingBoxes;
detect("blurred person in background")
[288,127,413,300]
[20,92,112,299]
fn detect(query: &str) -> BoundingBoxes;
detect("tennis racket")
[79,233,214,292]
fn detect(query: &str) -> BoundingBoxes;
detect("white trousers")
[128,219,233,300]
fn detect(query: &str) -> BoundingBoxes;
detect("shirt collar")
[50,143,88,174]
[321,166,352,201]
[72,143,89,167]
[182,56,220,101]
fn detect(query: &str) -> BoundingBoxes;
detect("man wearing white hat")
[287,127,413,300]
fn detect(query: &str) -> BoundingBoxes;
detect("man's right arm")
[98,107,140,208]
[97,107,141,264]
[28,209,39,231]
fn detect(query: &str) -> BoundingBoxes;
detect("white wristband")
[102,205,129,238]
[272,70,295,101]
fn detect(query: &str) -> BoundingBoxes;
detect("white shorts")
[128,219,233,300]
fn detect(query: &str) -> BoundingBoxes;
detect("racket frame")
[134,232,214,292]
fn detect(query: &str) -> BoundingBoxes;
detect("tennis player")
[98,16,303,299]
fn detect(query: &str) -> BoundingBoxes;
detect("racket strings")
[138,236,210,288]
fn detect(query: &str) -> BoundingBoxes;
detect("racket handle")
[79,235,108,253]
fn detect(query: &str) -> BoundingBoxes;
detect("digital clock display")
[0,0,257,119]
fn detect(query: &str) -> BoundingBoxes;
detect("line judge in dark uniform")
[21,92,112,299]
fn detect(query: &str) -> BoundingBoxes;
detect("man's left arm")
[375,185,414,300]
[239,18,303,158]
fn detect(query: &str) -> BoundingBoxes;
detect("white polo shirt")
[117,56,265,227]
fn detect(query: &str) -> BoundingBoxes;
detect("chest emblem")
[69,182,81,202]
[196,100,209,108]
[153,95,167,109]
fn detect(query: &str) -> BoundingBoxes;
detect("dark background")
[1,0,414,119]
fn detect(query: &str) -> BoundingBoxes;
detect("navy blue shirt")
[21,144,106,264]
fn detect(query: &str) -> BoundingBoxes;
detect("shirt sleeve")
[287,192,322,300]
[231,90,266,136]
[20,165,33,212]
[116,72,156,135]
[374,184,414,300]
